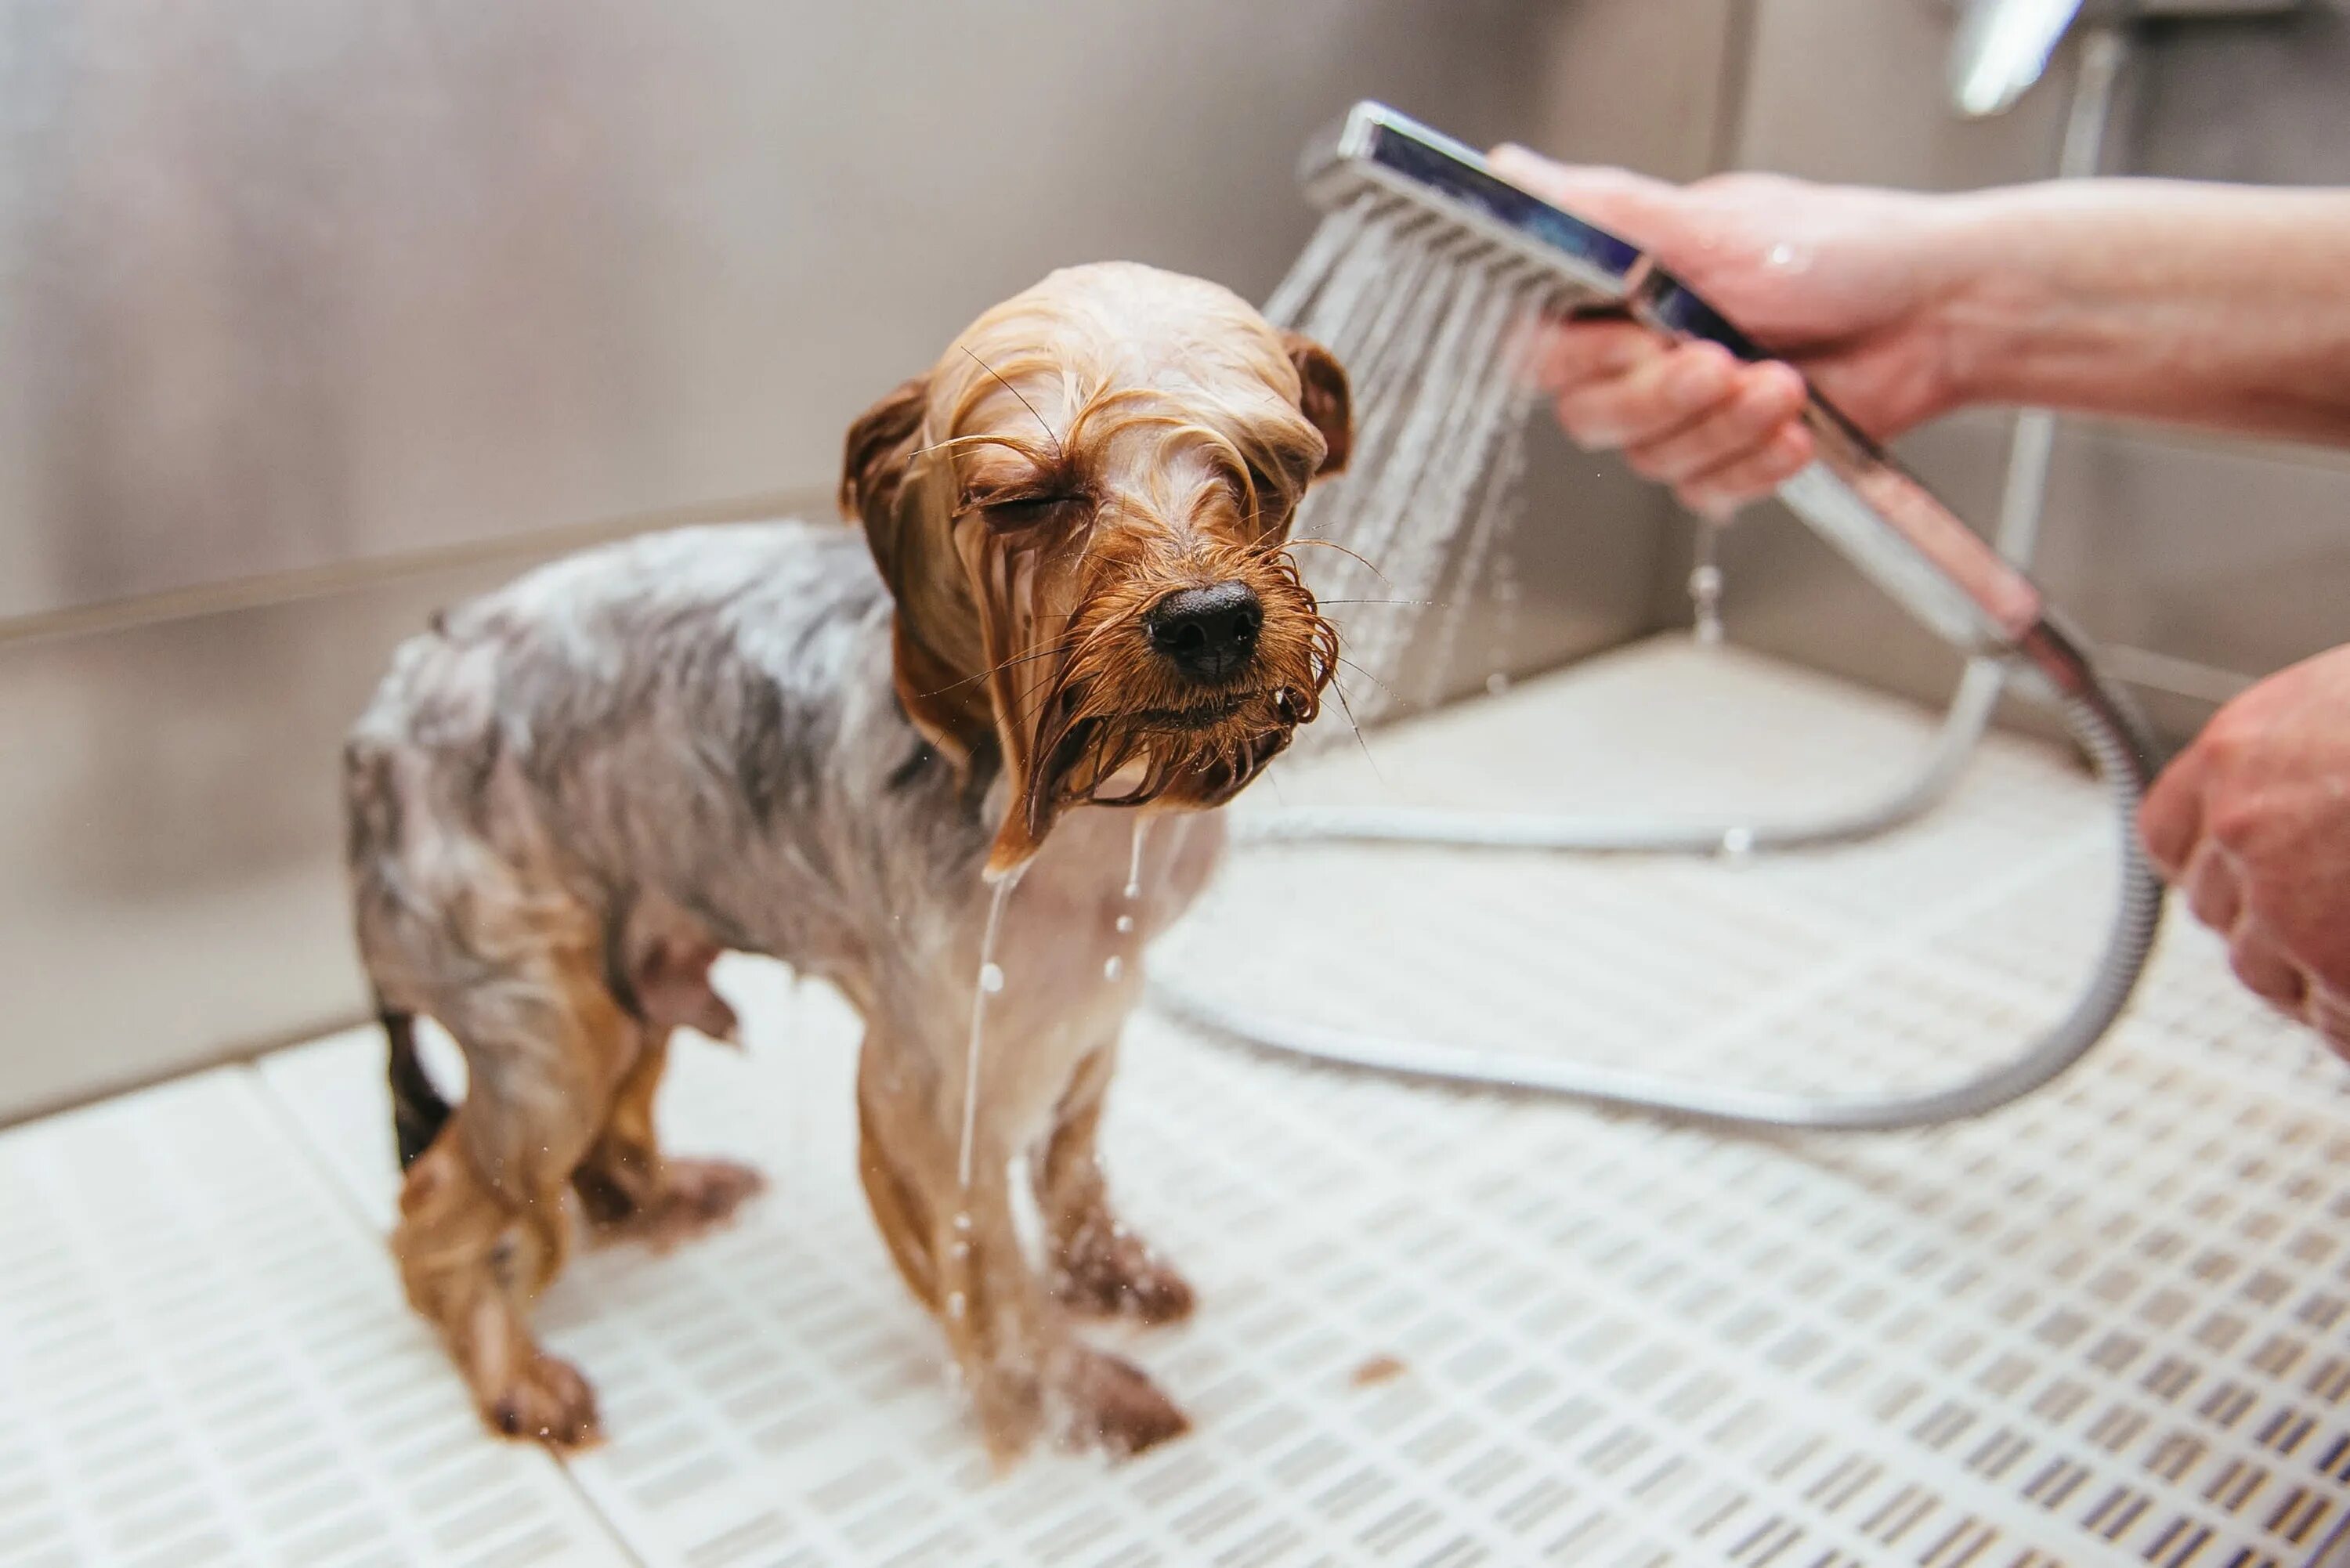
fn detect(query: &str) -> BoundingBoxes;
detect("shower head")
[1298,101,2076,693]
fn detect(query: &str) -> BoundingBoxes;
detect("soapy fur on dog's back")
[348,521,989,1015]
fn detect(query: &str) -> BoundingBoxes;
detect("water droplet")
[950,1239,969,1259]
[1690,517,1726,647]
[1485,671,1511,695]
[1125,818,1150,900]
[953,1212,972,1232]
[979,963,1004,994]
[945,1291,967,1320]
[1103,956,1123,981]
[1114,913,1135,934]
[1721,826,1755,858]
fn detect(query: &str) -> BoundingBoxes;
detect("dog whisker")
[1325,670,1386,786]
[961,345,1066,462]
[917,632,1087,699]
[909,430,1057,464]
[1336,656,1398,698]
[1026,529,1107,576]
[1007,614,1130,714]
[974,643,1084,691]
[1278,537,1392,585]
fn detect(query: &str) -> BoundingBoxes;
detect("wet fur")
[347,262,1350,1463]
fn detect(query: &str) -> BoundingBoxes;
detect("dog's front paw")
[580,1156,765,1252]
[966,1360,1047,1470]
[484,1350,602,1449]
[1054,1345,1190,1459]
[1054,1216,1195,1325]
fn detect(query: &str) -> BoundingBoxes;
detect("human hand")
[1488,148,1970,518]
[2139,645,2350,1057]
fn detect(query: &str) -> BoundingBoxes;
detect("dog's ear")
[841,374,996,771]
[1281,330,1353,480]
[841,374,931,545]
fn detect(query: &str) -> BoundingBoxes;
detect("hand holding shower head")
[1300,103,2049,672]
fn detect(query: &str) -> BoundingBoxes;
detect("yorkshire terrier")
[345,262,1350,1461]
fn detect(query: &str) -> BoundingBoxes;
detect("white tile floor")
[7,637,2350,1568]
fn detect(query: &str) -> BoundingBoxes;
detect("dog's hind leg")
[384,1003,450,1171]
[572,1029,765,1251]
[393,918,634,1448]
[1036,1041,1195,1325]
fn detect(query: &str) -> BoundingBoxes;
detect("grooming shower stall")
[6,4,2350,1566]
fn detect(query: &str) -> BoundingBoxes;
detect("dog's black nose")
[1144,582,1262,682]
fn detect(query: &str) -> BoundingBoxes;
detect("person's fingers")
[1676,424,1815,519]
[2137,744,2211,880]
[1488,148,1686,247]
[2226,922,2309,1011]
[2182,841,2245,932]
[1525,318,1662,397]
[1623,362,1810,487]
[1553,341,1737,450]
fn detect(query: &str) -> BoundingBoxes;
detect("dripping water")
[958,869,1021,1190]
[1124,816,1150,900]
[1263,204,1556,735]
[1689,516,1726,647]
[1103,815,1150,985]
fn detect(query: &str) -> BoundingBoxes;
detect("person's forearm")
[1933,180,2350,446]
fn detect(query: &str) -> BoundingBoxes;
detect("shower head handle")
[1300,102,2066,681]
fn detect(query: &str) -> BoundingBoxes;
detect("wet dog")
[344,262,1349,1461]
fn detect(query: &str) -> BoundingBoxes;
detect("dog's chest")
[911,804,1224,1104]
[992,806,1223,982]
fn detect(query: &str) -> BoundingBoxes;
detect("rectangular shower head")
[1296,101,2056,670]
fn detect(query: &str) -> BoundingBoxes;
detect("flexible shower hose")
[1152,649,2164,1131]
[1148,29,2164,1130]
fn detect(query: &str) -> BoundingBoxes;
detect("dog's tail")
[383,1001,452,1171]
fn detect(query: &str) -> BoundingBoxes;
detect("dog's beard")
[977,543,1336,876]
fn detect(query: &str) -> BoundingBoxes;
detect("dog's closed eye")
[974,492,1088,533]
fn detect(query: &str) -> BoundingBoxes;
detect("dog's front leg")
[1037,1040,1194,1325]
[856,1032,1188,1465]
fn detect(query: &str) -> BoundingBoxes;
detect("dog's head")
[841,262,1350,875]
